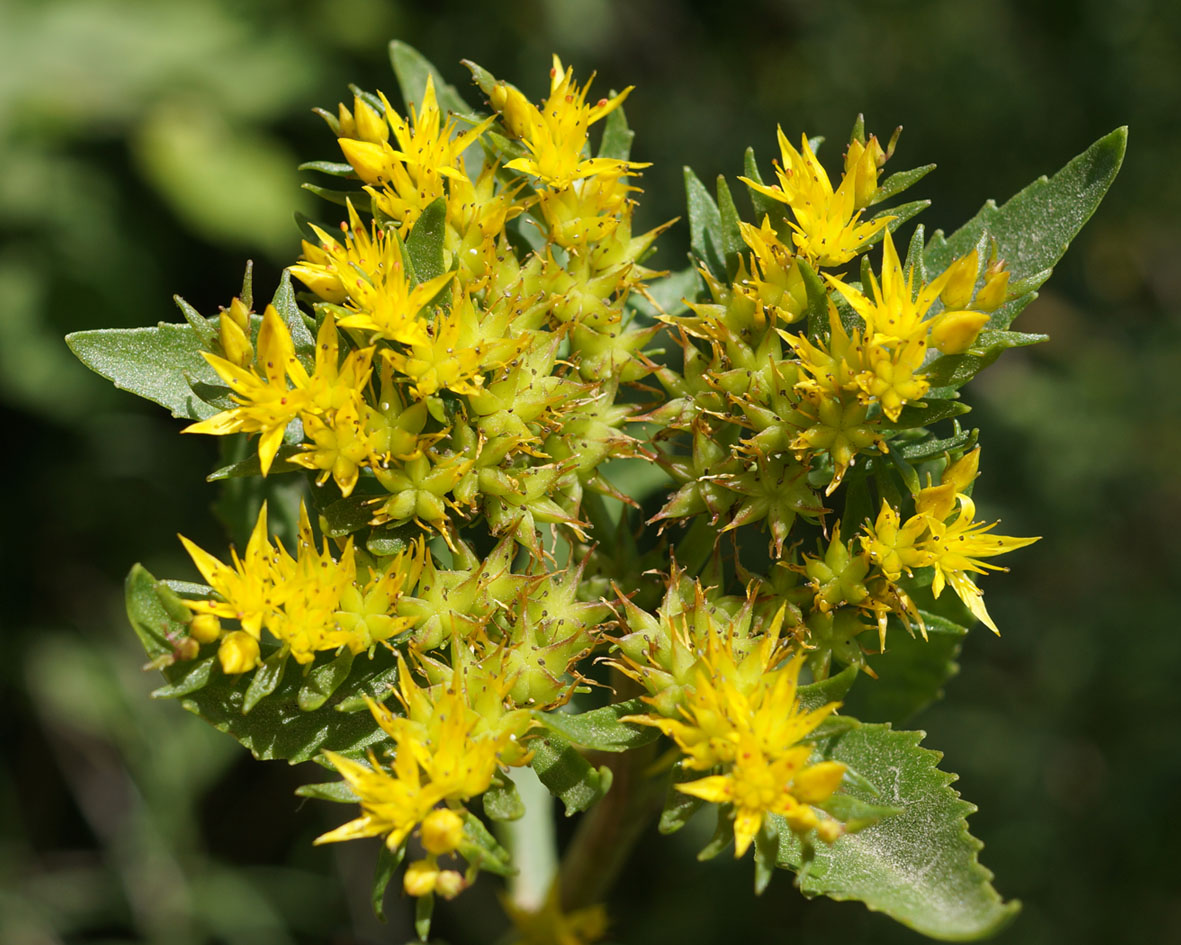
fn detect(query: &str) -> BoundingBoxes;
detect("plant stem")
[499,765,559,911]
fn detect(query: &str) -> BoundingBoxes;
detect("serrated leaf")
[846,612,966,724]
[299,648,355,711]
[776,722,1019,940]
[404,197,448,283]
[372,842,405,922]
[796,664,859,713]
[924,128,1126,331]
[529,735,613,815]
[67,324,221,420]
[684,166,725,280]
[535,698,659,753]
[598,102,633,161]
[896,427,978,462]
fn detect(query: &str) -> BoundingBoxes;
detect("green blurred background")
[2,0,1177,942]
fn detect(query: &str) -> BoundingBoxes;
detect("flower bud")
[351,95,389,144]
[403,859,437,898]
[420,808,465,855]
[489,82,532,138]
[218,631,260,674]
[434,870,466,900]
[939,250,978,310]
[219,311,253,367]
[189,613,222,644]
[974,264,1011,312]
[929,309,989,354]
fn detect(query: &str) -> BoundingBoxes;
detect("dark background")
[2,0,1178,942]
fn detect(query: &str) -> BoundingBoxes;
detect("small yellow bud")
[189,613,222,644]
[227,297,251,331]
[433,870,465,900]
[352,95,389,144]
[175,637,200,661]
[974,265,1011,312]
[403,859,437,898]
[218,631,260,674]
[940,250,979,310]
[815,819,844,844]
[929,309,990,354]
[843,137,883,209]
[793,761,846,804]
[219,312,253,367]
[489,82,532,138]
[420,808,465,855]
[334,101,355,138]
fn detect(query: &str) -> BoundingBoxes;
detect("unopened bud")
[489,82,532,138]
[219,312,253,366]
[352,95,389,144]
[189,613,222,644]
[218,631,260,674]
[929,309,989,354]
[420,808,465,855]
[434,870,465,900]
[403,859,437,898]
[227,297,251,331]
[939,250,979,310]
[815,819,844,844]
[974,264,1011,312]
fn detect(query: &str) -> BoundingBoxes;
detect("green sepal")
[242,647,290,714]
[298,648,355,711]
[301,181,370,212]
[294,779,361,804]
[741,146,787,230]
[458,810,515,877]
[534,698,660,753]
[775,720,1019,940]
[529,735,613,815]
[67,323,221,421]
[864,199,930,248]
[696,806,736,861]
[924,127,1127,331]
[683,166,725,280]
[483,774,526,822]
[405,197,448,283]
[125,563,190,662]
[658,759,706,835]
[598,101,633,161]
[372,842,405,922]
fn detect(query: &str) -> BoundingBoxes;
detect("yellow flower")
[183,304,309,473]
[498,56,647,189]
[740,128,892,268]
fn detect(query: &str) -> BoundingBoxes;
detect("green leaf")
[529,734,613,815]
[870,164,936,207]
[715,176,745,278]
[483,775,526,822]
[846,612,967,724]
[815,793,902,833]
[598,102,633,161]
[629,266,700,320]
[271,270,315,362]
[924,128,1127,330]
[67,323,221,420]
[152,656,215,699]
[896,426,978,462]
[753,816,779,895]
[298,648,355,712]
[372,843,405,922]
[294,779,361,804]
[684,166,724,280]
[796,664,859,713]
[389,41,474,117]
[741,146,787,229]
[776,721,1019,940]
[298,160,358,178]
[535,698,659,753]
[125,563,191,661]
[457,811,515,877]
[174,294,217,349]
[659,760,706,835]
[404,197,448,283]
[882,397,970,431]
[415,892,434,941]
[864,199,930,248]
[797,259,830,342]
[924,330,1050,391]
